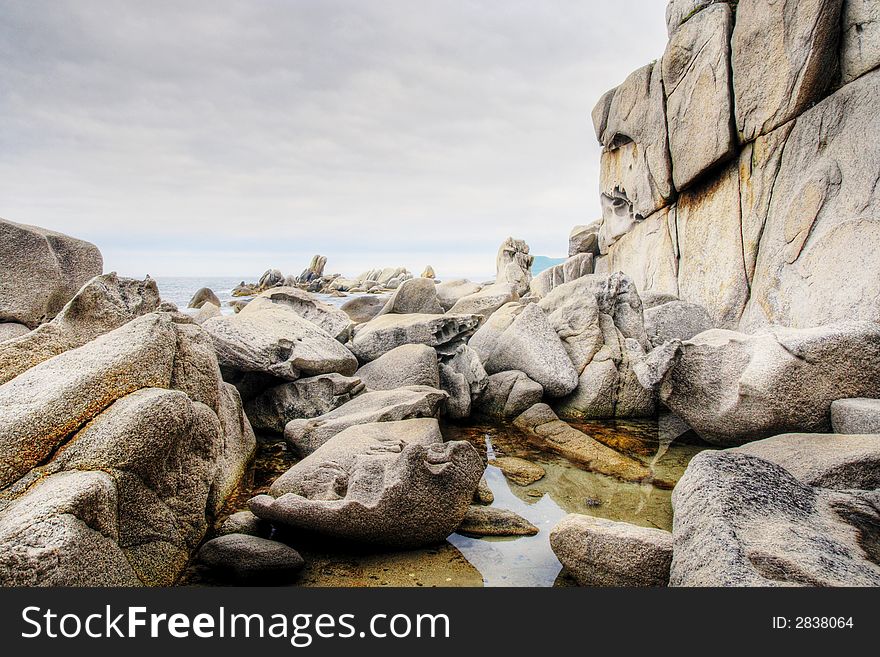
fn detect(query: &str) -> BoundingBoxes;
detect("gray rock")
[665,0,728,35]
[435,279,482,311]
[529,254,594,298]
[448,282,519,322]
[733,432,880,491]
[242,286,353,343]
[831,398,880,435]
[551,514,672,587]
[244,373,365,434]
[0,218,103,328]
[662,3,735,191]
[340,295,387,324]
[0,323,30,342]
[197,534,304,582]
[283,385,448,455]
[644,301,714,347]
[355,344,440,391]
[203,302,357,381]
[218,510,270,537]
[654,322,880,446]
[670,451,880,586]
[251,419,483,548]
[841,0,880,84]
[596,61,673,222]
[188,287,221,309]
[732,0,843,142]
[495,237,533,296]
[376,277,443,316]
[349,313,480,363]
[457,506,538,537]
[473,371,544,420]
[438,344,487,419]
[470,303,577,398]
[192,302,221,325]
[296,255,327,283]
[568,221,601,257]
[0,273,161,385]
[258,268,284,290]
[641,292,679,309]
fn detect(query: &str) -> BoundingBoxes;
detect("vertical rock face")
[732,0,844,142]
[596,62,674,222]
[0,219,103,329]
[841,0,880,84]
[662,3,736,191]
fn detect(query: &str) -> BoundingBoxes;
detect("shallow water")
[184,418,709,587]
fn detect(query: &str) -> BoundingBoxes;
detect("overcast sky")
[0,1,668,279]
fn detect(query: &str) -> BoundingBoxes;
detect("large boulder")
[469,303,577,398]
[473,371,544,420]
[670,451,880,586]
[349,313,480,363]
[0,313,256,585]
[831,398,880,435]
[529,254,594,298]
[188,287,221,309]
[340,295,387,324]
[568,221,601,257]
[662,3,735,191]
[251,419,483,548]
[448,282,519,322]
[435,279,482,311]
[732,0,843,142]
[438,344,488,419]
[645,322,880,446]
[643,300,714,348]
[203,302,357,381]
[0,273,161,385]
[513,404,662,486]
[283,385,448,455]
[0,218,103,329]
[495,238,533,296]
[355,344,440,391]
[243,373,365,434]
[258,268,284,290]
[733,432,880,491]
[242,286,353,343]
[551,514,672,587]
[376,277,443,316]
[196,534,304,583]
[841,0,880,84]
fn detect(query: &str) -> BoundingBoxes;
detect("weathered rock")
[662,3,735,191]
[297,255,327,283]
[421,265,436,279]
[475,476,494,505]
[741,70,880,330]
[355,344,440,391]
[0,218,103,329]
[644,301,714,347]
[457,506,538,537]
[569,221,601,257]
[496,238,534,296]
[734,432,880,491]
[283,386,448,455]
[188,287,221,309]
[230,299,250,313]
[665,0,728,35]
[340,295,387,324]
[203,302,357,381]
[490,456,545,486]
[596,206,679,298]
[252,419,483,548]
[831,398,880,435]
[529,254,594,298]
[597,191,639,254]
[244,373,365,434]
[841,0,880,84]
[653,322,880,446]
[376,277,443,316]
[513,404,662,485]
[596,61,674,222]
[231,282,258,297]
[218,510,270,537]
[0,323,29,342]
[448,282,519,322]
[732,0,843,142]
[0,273,161,385]
[439,344,488,419]
[192,302,222,324]
[473,371,544,420]
[258,268,284,290]
[470,303,577,398]
[641,292,679,309]
[551,514,672,587]
[670,451,880,586]
[197,534,304,583]
[435,279,482,311]
[349,313,480,363]
[243,286,353,343]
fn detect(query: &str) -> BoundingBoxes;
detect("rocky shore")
[1,0,879,587]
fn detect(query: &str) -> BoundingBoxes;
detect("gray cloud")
[0,0,667,278]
